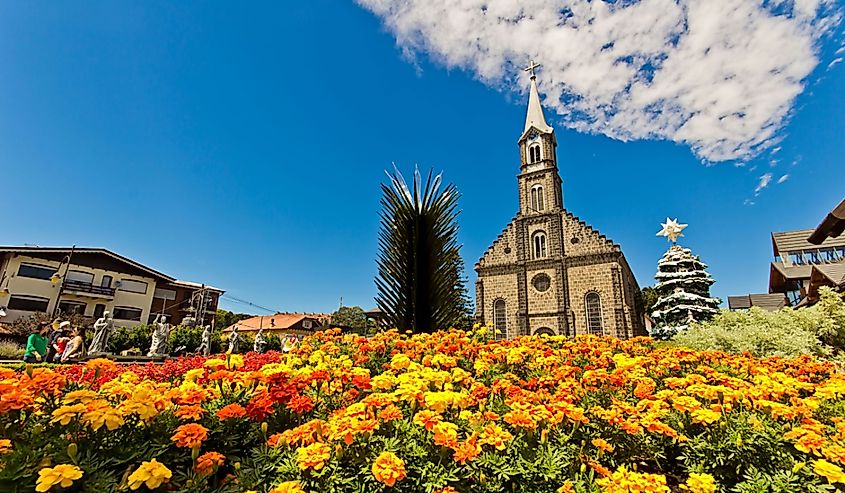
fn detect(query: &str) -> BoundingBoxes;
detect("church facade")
[475,68,645,339]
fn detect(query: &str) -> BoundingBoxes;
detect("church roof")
[523,75,553,136]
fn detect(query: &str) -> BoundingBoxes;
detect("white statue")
[197,325,212,356]
[148,314,171,357]
[89,311,114,354]
[253,328,266,353]
[227,326,240,353]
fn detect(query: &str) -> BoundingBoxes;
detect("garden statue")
[89,311,114,354]
[147,314,172,357]
[196,325,212,356]
[227,326,240,353]
[253,328,266,353]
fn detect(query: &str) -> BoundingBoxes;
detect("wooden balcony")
[62,279,116,298]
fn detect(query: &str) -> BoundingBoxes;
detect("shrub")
[0,340,24,360]
[168,325,222,354]
[107,324,153,354]
[673,287,845,358]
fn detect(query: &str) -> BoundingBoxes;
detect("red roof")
[222,313,330,332]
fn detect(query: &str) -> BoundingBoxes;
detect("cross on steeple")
[524,59,542,79]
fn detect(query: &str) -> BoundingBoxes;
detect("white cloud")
[356,0,841,162]
[778,174,790,183]
[829,57,844,69]
[755,173,773,193]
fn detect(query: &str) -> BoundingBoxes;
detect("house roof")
[222,313,329,332]
[727,294,786,311]
[0,246,175,281]
[169,280,225,294]
[772,229,845,256]
[809,197,845,244]
[812,263,845,286]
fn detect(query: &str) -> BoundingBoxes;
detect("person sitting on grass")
[61,327,87,363]
[23,321,51,364]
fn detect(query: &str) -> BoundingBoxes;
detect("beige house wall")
[1,254,158,327]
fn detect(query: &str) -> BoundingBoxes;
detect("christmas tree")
[650,218,721,340]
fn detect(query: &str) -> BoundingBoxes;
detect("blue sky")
[1,1,843,315]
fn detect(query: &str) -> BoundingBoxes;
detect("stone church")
[475,66,645,339]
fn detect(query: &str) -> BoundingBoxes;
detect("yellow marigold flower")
[412,410,442,431]
[592,438,614,453]
[0,439,12,454]
[35,464,83,492]
[269,481,306,493]
[371,451,407,487]
[596,466,669,493]
[432,421,459,448]
[690,408,721,425]
[295,442,332,470]
[127,459,172,490]
[226,354,244,370]
[389,354,411,371]
[204,358,226,369]
[83,402,125,431]
[671,396,702,413]
[680,473,717,493]
[814,459,845,484]
[184,368,204,382]
[170,423,209,449]
[51,404,87,426]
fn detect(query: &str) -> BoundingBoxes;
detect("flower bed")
[2,328,845,492]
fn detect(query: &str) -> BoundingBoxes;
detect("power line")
[219,294,281,314]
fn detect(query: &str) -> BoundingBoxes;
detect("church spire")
[523,60,553,134]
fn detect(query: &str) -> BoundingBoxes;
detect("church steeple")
[523,60,553,135]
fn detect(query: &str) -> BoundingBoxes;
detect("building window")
[807,250,821,264]
[532,231,547,259]
[528,144,541,163]
[530,185,545,212]
[66,270,94,285]
[785,281,802,306]
[17,263,56,281]
[118,279,148,294]
[532,273,551,292]
[8,295,50,312]
[585,292,603,335]
[154,288,177,300]
[534,327,554,336]
[493,299,507,340]
[93,304,106,318]
[101,275,113,288]
[788,251,805,265]
[58,301,87,316]
[113,306,143,321]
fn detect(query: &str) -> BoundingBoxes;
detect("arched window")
[530,185,545,212]
[585,292,603,335]
[529,144,541,163]
[493,299,507,340]
[534,327,555,336]
[532,231,547,259]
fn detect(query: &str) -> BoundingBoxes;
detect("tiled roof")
[772,229,845,256]
[809,197,845,244]
[770,262,812,280]
[222,313,330,332]
[813,263,845,286]
[728,294,786,311]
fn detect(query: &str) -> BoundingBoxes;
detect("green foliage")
[215,309,251,331]
[330,306,367,332]
[638,286,659,316]
[672,287,845,358]
[107,324,153,354]
[0,340,24,359]
[375,168,469,333]
[169,325,223,354]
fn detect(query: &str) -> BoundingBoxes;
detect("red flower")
[287,395,314,414]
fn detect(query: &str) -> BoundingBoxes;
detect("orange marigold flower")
[596,466,669,493]
[452,435,481,464]
[795,432,826,456]
[413,410,441,431]
[217,403,247,421]
[503,410,536,430]
[432,421,459,448]
[267,433,284,448]
[592,438,614,453]
[175,404,206,421]
[479,423,513,451]
[379,405,403,422]
[171,423,209,449]
[287,395,314,414]
[371,451,407,487]
[0,439,11,454]
[295,442,332,471]
[194,451,225,476]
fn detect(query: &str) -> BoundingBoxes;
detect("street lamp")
[51,245,76,318]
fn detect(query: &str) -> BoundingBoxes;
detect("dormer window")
[528,144,541,164]
[530,184,545,212]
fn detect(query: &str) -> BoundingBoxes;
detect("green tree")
[375,168,468,333]
[215,308,251,330]
[638,286,659,317]
[330,306,367,332]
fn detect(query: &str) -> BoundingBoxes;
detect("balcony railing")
[62,279,116,297]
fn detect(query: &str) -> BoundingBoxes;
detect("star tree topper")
[656,218,688,243]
